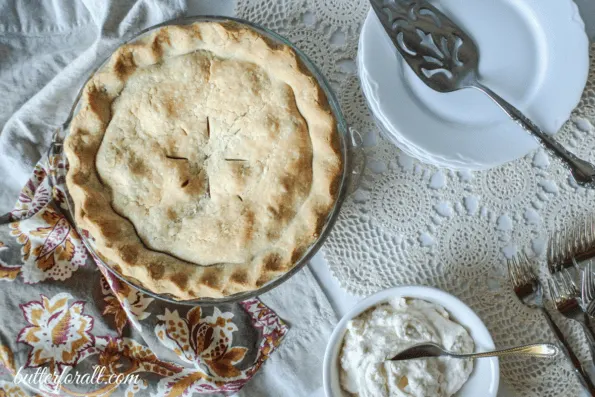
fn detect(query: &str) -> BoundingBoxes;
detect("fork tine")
[507,258,517,286]
[548,231,556,273]
[557,228,565,270]
[516,254,526,284]
[582,261,588,304]
[570,225,578,260]
[508,256,522,287]
[584,217,590,253]
[548,278,559,303]
[574,225,581,256]
[590,261,595,301]
[588,214,593,245]
[567,225,575,264]
[565,225,572,260]
[575,218,586,250]
[547,232,554,270]
[558,226,565,265]
[572,256,580,271]
[520,252,536,282]
[588,214,593,243]
[560,270,574,297]
[561,268,579,297]
[587,262,593,303]
[581,257,595,317]
[587,260,595,302]
[560,228,566,265]
[583,260,590,302]
[572,269,581,297]
[554,273,566,298]
[578,221,585,253]
[583,218,590,252]
[588,298,595,317]
[548,229,566,273]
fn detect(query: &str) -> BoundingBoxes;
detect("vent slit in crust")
[165,155,189,161]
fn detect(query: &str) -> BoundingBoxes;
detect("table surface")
[193,1,595,396]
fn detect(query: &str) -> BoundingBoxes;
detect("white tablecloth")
[233,0,595,395]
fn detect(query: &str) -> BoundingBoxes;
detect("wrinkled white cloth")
[0,0,188,213]
[0,2,338,396]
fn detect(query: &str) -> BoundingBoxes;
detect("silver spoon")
[370,0,595,188]
[388,342,559,361]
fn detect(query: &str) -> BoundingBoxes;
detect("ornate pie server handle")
[370,0,595,188]
[474,83,595,189]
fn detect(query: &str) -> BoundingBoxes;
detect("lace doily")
[237,1,595,396]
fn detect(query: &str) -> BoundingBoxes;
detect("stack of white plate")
[358,0,589,170]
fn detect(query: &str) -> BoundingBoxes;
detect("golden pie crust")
[64,21,342,299]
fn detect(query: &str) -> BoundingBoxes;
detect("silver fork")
[508,254,595,394]
[548,226,574,273]
[549,268,595,362]
[548,216,595,273]
[584,261,595,317]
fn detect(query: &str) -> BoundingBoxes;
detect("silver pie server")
[369,0,595,188]
[388,342,559,361]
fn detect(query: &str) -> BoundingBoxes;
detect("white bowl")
[323,285,499,397]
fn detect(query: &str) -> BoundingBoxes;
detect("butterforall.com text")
[13,365,140,391]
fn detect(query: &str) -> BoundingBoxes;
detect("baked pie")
[65,21,343,299]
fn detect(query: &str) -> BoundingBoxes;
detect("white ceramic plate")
[359,0,589,170]
[323,285,499,397]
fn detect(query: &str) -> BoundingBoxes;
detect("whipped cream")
[339,298,474,397]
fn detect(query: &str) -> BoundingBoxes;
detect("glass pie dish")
[48,15,364,305]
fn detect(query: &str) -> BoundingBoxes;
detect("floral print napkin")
[0,155,288,396]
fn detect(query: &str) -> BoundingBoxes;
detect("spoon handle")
[473,83,595,189]
[450,343,559,359]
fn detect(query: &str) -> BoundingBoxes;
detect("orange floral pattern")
[0,345,15,378]
[10,163,51,222]
[17,293,94,371]
[154,300,288,395]
[95,337,183,379]
[240,299,288,377]
[99,271,153,335]
[9,206,87,283]
[155,307,247,378]
[0,381,42,397]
